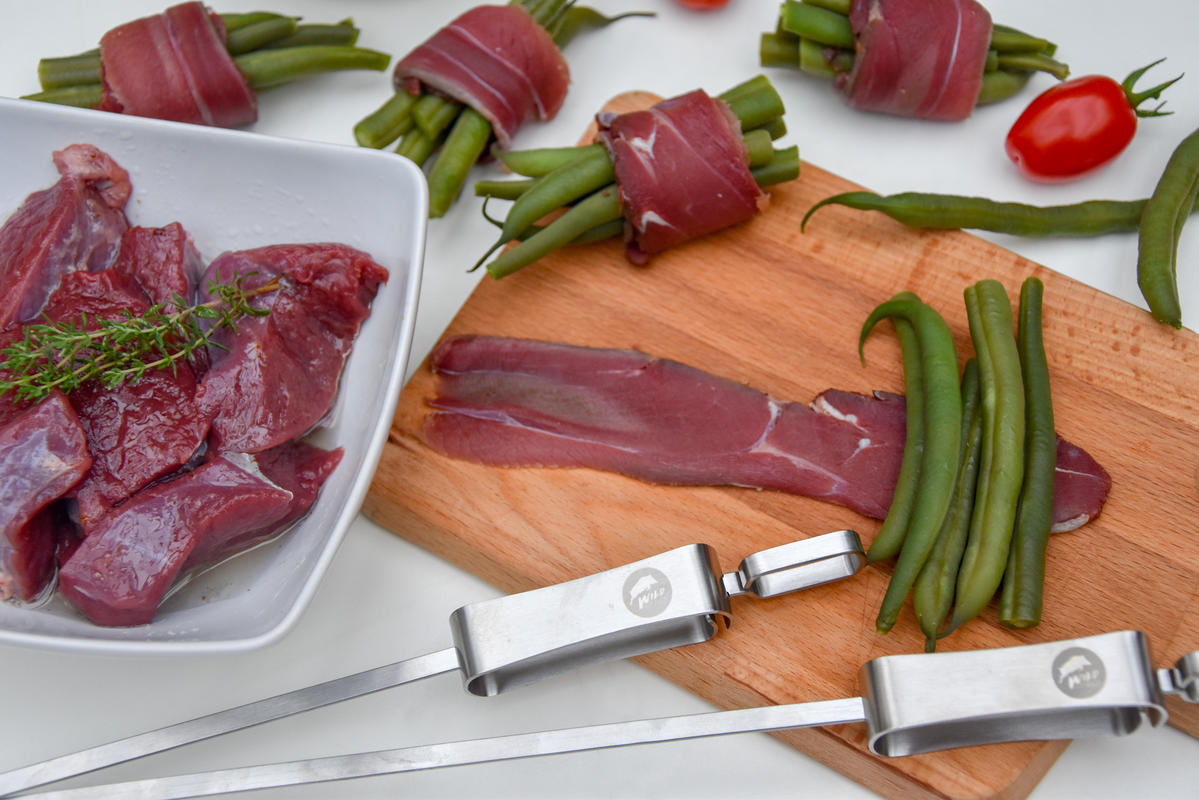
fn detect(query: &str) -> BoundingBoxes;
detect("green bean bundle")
[353,0,653,218]
[761,0,1068,111]
[471,76,800,279]
[25,12,388,113]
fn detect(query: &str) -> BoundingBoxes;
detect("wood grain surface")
[362,101,1199,799]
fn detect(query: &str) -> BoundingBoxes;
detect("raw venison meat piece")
[422,336,1111,529]
[109,222,204,310]
[40,270,209,529]
[0,393,92,602]
[393,5,570,148]
[57,454,294,627]
[196,243,387,453]
[0,144,130,329]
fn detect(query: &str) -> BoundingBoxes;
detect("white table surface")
[2,1,1198,797]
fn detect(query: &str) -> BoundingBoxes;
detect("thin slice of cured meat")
[811,389,1112,532]
[40,270,209,529]
[834,0,992,121]
[110,223,204,310]
[0,393,92,602]
[421,336,1111,529]
[98,1,257,128]
[196,243,388,453]
[597,90,765,264]
[57,454,295,626]
[393,5,569,148]
[0,144,130,330]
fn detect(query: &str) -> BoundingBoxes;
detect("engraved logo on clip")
[1052,646,1106,698]
[623,567,672,618]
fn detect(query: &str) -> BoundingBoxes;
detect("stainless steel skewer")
[0,529,864,798]
[15,630,1198,800]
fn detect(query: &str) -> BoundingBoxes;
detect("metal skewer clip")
[0,529,865,797]
[11,629,1199,800]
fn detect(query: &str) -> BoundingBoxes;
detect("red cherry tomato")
[1004,60,1180,182]
[675,0,731,9]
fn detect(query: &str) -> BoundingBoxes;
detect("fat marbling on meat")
[393,4,570,148]
[197,243,388,454]
[835,0,993,121]
[597,89,766,264]
[422,336,1111,529]
[0,144,130,330]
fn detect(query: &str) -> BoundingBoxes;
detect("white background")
[2,1,1198,797]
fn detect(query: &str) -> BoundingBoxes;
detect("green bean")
[485,186,623,278]
[802,191,1162,237]
[225,16,298,56]
[261,20,361,50]
[803,0,851,15]
[1137,125,1199,328]
[476,178,539,200]
[221,12,288,32]
[861,295,962,634]
[354,91,417,149]
[720,80,786,132]
[779,0,854,49]
[395,126,442,167]
[413,95,462,139]
[496,144,605,178]
[760,32,800,69]
[757,117,789,140]
[233,46,390,92]
[20,84,103,108]
[977,70,1033,106]
[751,146,801,186]
[719,74,776,104]
[948,280,1024,634]
[37,52,102,91]
[502,217,625,245]
[497,145,616,245]
[428,108,494,219]
[995,52,1069,81]
[549,8,655,49]
[864,310,925,565]
[800,39,853,77]
[742,129,776,168]
[913,358,983,651]
[998,277,1056,629]
[989,25,1055,56]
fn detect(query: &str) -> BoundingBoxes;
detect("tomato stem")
[1122,58,1183,118]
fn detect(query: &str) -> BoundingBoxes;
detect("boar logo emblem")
[1051,646,1106,698]
[623,567,672,618]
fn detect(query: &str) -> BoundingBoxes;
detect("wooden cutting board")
[363,116,1199,798]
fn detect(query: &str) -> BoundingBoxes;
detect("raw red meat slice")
[186,441,343,570]
[834,0,992,121]
[196,243,387,453]
[57,454,294,627]
[422,336,1111,529]
[810,388,1112,532]
[597,90,765,264]
[40,270,209,529]
[393,5,570,148]
[98,1,257,127]
[110,223,204,310]
[0,144,130,329]
[0,393,92,602]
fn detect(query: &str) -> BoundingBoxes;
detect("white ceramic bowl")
[0,98,426,654]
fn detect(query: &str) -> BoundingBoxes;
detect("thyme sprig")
[0,273,280,403]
